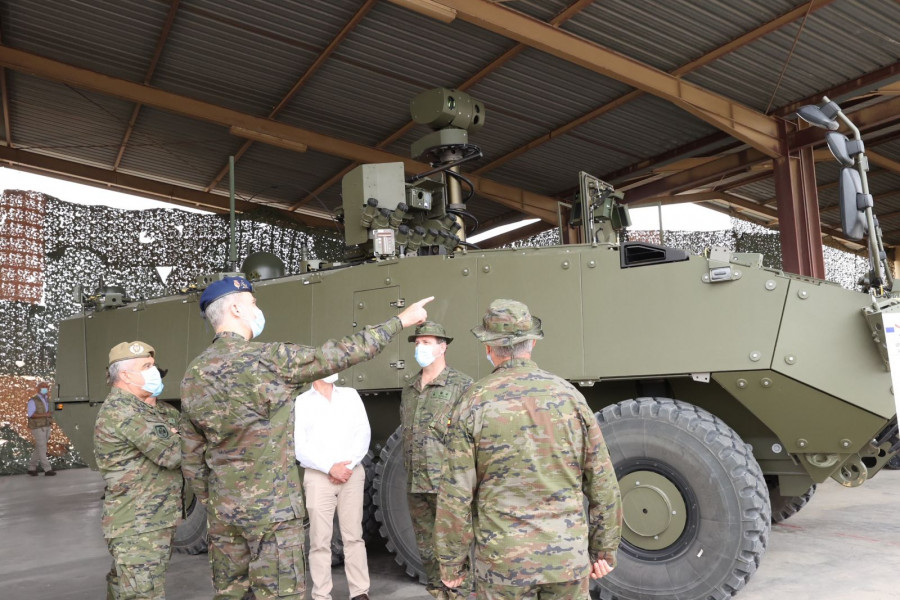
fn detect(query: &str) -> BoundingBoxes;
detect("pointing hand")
[398,296,435,328]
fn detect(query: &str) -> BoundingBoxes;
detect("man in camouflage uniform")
[180,276,432,600]
[435,299,622,600]
[401,321,473,599]
[94,341,182,600]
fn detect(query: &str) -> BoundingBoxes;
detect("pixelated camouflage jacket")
[94,388,183,539]
[180,317,402,528]
[434,358,622,585]
[401,366,473,493]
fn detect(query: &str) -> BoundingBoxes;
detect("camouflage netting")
[507,218,870,291]
[0,189,342,475]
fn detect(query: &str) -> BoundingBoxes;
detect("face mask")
[138,366,164,397]
[39,388,48,395]
[322,373,339,384]
[415,345,436,368]
[485,350,495,367]
[244,306,266,338]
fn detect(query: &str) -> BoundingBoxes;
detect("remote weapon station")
[54,89,899,600]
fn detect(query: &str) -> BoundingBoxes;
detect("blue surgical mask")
[415,345,436,368]
[246,306,266,338]
[140,367,164,397]
[39,388,48,395]
[485,350,494,367]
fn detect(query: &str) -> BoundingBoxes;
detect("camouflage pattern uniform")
[435,300,622,600]
[180,317,403,600]
[401,364,473,598]
[94,387,183,600]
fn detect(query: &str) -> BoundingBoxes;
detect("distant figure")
[436,299,623,600]
[26,380,55,476]
[402,321,473,599]
[295,374,371,600]
[94,341,182,600]
[180,275,432,600]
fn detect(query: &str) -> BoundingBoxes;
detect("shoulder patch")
[153,424,170,439]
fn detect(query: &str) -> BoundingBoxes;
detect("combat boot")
[45,470,57,476]
[27,469,38,476]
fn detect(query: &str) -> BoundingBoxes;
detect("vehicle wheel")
[374,426,427,583]
[362,450,384,544]
[593,398,770,600]
[766,477,816,523]
[886,453,900,470]
[173,495,208,555]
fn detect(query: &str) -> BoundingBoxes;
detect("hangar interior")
[1,0,899,275]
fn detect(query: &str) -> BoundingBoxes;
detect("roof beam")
[113,0,180,171]
[473,0,834,176]
[0,145,335,229]
[0,46,560,224]
[420,0,781,157]
[206,0,377,193]
[293,0,592,209]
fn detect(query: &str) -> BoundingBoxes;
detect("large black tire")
[886,453,900,470]
[593,398,770,600]
[374,427,427,583]
[766,477,816,523]
[173,495,208,555]
[362,449,384,544]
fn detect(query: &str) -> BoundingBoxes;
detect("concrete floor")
[0,468,897,600]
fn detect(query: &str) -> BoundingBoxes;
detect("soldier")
[26,380,56,476]
[94,341,182,600]
[435,299,622,600]
[401,322,473,599]
[180,276,431,600]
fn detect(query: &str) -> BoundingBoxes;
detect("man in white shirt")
[295,373,372,600]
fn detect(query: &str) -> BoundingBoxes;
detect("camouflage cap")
[408,321,453,344]
[471,299,543,346]
[109,341,155,366]
[199,276,253,313]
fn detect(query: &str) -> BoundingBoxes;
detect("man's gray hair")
[491,339,534,360]
[107,357,136,386]
[204,295,231,328]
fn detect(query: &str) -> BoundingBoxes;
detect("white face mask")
[322,373,339,384]
[485,349,495,367]
[240,304,266,338]
[415,344,436,368]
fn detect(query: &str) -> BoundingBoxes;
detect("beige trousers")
[303,464,369,600]
[29,425,52,471]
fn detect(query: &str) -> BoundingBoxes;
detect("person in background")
[295,373,372,600]
[401,321,473,599]
[26,380,55,476]
[95,341,182,600]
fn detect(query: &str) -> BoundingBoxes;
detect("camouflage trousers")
[105,526,176,600]
[207,513,306,600]
[477,578,590,600]
[408,492,472,599]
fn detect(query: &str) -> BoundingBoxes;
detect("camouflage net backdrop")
[0,189,341,475]
[0,188,872,475]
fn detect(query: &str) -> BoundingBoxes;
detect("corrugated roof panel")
[151,1,361,117]
[563,0,799,72]
[685,0,900,111]
[1,0,169,82]
[509,0,573,22]
[117,107,237,189]
[7,73,132,168]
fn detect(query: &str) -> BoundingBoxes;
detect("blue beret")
[199,276,254,313]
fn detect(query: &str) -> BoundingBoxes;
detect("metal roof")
[0,0,898,251]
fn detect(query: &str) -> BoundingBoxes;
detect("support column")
[773,121,825,278]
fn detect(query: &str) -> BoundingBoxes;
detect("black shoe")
[351,595,370,600]
[27,470,38,476]
[45,470,57,476]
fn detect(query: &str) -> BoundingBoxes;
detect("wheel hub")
[620,470,688,550]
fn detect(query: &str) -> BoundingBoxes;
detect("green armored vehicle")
[53,90,899,600]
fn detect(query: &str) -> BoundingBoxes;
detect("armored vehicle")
[53,90,899,600]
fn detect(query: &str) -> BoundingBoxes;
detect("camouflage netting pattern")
[0,189,342,475]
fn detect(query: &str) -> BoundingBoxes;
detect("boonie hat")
[471,299,544,346]
[109,341,155,366]
[408,321,453,344]
[199,276,254,314]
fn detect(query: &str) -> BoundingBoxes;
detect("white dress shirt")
[294,384,371,474]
